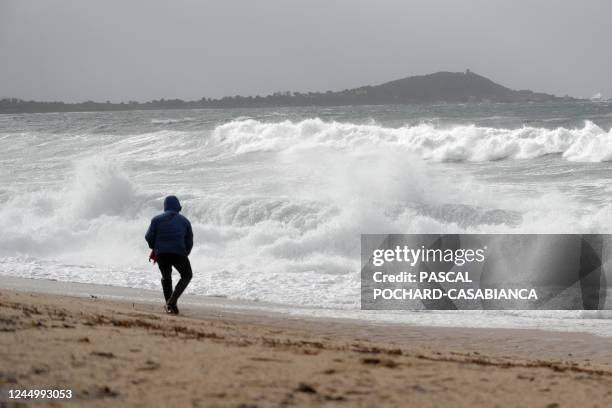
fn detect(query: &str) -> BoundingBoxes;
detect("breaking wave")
[210,119,612,162]
[2,111,612,311]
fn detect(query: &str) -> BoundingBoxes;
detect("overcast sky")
[1,0,610,102]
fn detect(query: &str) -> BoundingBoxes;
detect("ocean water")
[1,102,612,335]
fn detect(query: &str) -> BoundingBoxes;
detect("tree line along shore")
[0,71,577,114]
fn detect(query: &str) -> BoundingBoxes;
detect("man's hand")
[149,250,158,264]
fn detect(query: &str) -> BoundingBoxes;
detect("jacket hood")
[163,195,182,212]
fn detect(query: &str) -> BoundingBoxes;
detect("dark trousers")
[157,253,192,306]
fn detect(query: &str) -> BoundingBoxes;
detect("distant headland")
[0,70,578,114]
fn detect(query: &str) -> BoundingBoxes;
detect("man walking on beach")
[145,195,193,314]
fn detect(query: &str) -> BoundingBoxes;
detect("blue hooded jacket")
[145,196,193,256]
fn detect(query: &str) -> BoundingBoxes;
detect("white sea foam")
[151,117,195,124]
[210,118,612,162]
[1,114,611,324]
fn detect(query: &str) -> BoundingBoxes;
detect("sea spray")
[1,107,612,311]
[210,118,612,162]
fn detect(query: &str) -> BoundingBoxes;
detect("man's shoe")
[168,303,179,315]
[163,304,173,314]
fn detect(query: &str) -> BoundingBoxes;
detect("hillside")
[360,70,562,103]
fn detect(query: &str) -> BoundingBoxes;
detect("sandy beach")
[0,278,611,407]
[5,1,612,406]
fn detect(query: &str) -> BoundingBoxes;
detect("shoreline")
[1,285,612,406]
[2,275,612,364]
[2,274,612,335]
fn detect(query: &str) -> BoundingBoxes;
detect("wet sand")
[1,278,612,407]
